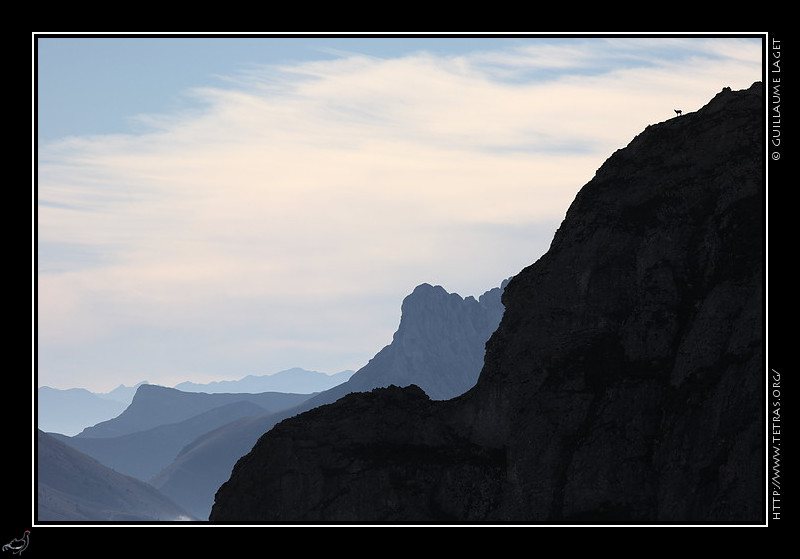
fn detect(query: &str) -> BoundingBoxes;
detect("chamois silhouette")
[674,109,682,116]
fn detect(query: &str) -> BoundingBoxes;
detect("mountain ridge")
[75,384,312,439]
[173,368,354,395]
[48,400,270,481]
[37,369,348,437]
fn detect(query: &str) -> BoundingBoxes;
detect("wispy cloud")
[36,37,763,391]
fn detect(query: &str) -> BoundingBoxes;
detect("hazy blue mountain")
[150,280,507,519]
[173,368,354,395]
[37,430,195,522]
[37,387,129,436]
[37,382,148,436]
[75,384,313,439]
[49,400,269,481]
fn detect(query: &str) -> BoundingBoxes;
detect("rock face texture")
[210,83,764,524]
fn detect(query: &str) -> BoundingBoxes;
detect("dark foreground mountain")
[37,430,194,522]
[151,281,506,519]
[210,83,765,524]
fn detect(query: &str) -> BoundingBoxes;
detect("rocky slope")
[210,83,765,524]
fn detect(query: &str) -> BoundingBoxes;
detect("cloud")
[36,37,763,391]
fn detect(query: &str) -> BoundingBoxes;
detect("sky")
[35,33,765,393]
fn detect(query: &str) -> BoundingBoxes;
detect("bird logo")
[2,531,29,555]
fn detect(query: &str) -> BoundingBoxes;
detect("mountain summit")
[210,83,764,524]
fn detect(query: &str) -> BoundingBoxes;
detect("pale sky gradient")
[35,34,764,392]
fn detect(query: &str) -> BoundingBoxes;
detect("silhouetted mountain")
[174,368,354,395]
[37,430,194,522]
[37,386,128,436]
[151,281,506,519]
[75,384,312,439]
[210,83,764,524]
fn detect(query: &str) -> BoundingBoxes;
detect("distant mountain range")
[74,385,313,439]
[39,386,317,521]
[37,368,353,436]
[37,383,147,436]
[44,386,315,484]
[174,368,354,394]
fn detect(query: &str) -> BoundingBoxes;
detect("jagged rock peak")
[394,281,507,336]
[349,279,509,401]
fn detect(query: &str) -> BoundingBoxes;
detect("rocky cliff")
[323,281,508,402]
[210,83,765,524]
